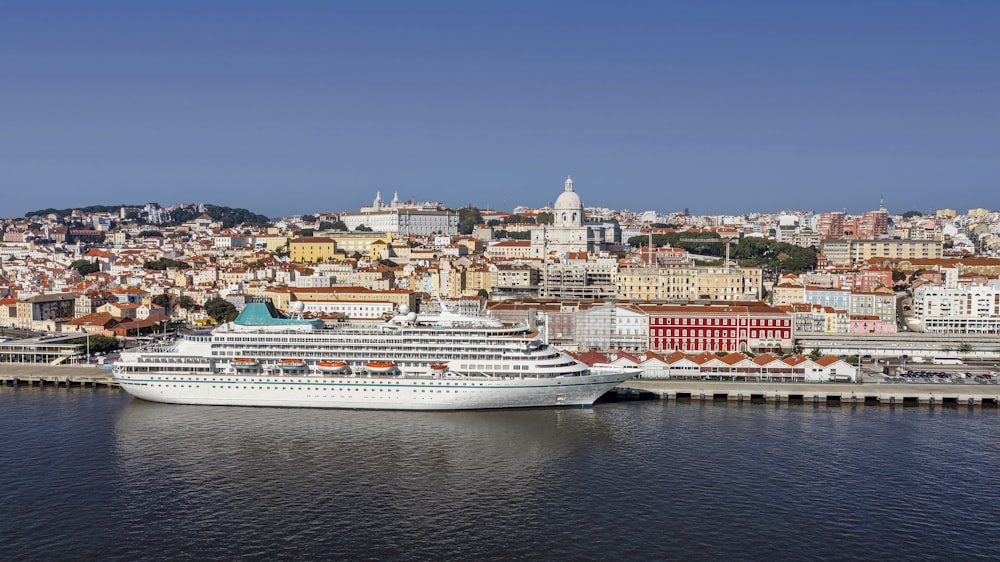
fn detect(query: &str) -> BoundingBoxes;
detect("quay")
[0,364,118,388]
[620,380,1000,407]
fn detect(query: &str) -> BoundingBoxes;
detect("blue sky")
[2,1,997,219]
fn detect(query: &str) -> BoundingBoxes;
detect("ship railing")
[133,356,210,365]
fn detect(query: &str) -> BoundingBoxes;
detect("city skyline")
[2,1,998,218]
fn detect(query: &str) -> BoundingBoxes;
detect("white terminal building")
[340,191,459,236]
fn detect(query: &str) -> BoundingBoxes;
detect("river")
[2,387,998,560]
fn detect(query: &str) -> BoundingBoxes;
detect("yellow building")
[327,232,395,258]
[290,286,416,311]
[289,237,340,263]
[851,239,943,264]
[263,235,290,252]
[968,208,990,217]
[461,264,495,297]
[616,266,761,301]
[935,209,956,218]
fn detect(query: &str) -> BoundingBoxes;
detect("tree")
[496,230,531,240]
[536,212,554,225]
[892,270,907,283]
[902,210,923,218]
[457,207,483,235]
[477,289,490,299]
[69,259,99,276]
[355,224,372,232]
[504,213,534,225]
[152,294,171,308]
[204,298,238,323]
[329,220,348,231]
[144,258,190,270]
[175,295,196,310]
[69,334,120,355]
[301,214,316,223]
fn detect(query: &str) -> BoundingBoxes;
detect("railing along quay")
[620,380,1000,408]
[0,365,118,388]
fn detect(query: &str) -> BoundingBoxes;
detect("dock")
[620,380,1000,407]
[0,364,118,388]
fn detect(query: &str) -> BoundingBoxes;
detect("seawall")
[621,380,1000,407]
[0,364,118,387]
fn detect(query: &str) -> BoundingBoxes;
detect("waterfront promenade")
[0,364,117,387]
[622,379,1000,407]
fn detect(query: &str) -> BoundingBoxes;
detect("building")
[288,232,397,263]
[491,264,539,299]
[637,302,793,354]
[849,288,896,328]
[340,193,458,235]
[288,237,338,263]
[616,266,762,302]
[912,282,1000,333]
[16,293,80,330]
[820,239,944,267]
[539,260,618,300]
[530,177,613,259]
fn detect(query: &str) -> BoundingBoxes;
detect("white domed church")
[530,177,610,259]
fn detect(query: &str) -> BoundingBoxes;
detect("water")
[2,387,999,561]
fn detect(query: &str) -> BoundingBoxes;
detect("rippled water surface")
[2,386,999,561]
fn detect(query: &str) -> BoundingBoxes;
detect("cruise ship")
[113,299,637,410]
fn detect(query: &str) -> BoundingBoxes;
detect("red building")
[636,302,793,354]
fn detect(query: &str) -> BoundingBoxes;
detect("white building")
[341,192,458,235]
[913,282,1000,333]
[530,177,610,259]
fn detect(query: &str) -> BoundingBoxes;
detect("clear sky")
[2,1,998,219]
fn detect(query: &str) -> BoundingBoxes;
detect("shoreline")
[622,379,1000,407]
[0,364,117,387]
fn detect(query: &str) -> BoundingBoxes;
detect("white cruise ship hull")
[115,370,633,410]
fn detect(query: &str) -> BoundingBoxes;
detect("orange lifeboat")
[231,358,258,368]
[366,361,396,373]
[277,358,306,369]
[430,363,449,371]
[317,360,349,373]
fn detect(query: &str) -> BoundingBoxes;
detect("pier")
[0,365,118,388]
[620,380,1000,407]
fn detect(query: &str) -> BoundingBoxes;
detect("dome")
[553,175,584,227]
[554,190,582,211]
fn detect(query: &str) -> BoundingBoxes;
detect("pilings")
[622,381,1000,408]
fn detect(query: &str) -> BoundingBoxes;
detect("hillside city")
[3,177,999,375]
